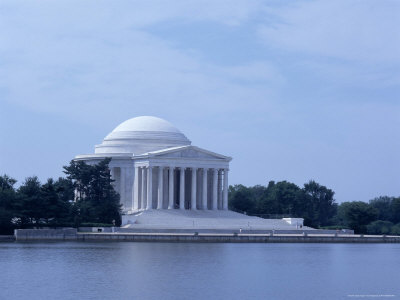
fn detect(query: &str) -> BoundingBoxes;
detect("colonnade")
[127,166,229,211]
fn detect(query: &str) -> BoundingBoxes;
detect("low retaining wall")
[116,228,354,235]
[12,229,399,243]
[0,235,15,241]
[78,227,114,233]
[14,228,77,241]
[77,233,400,243]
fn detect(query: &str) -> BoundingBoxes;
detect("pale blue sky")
[0,0,399,202]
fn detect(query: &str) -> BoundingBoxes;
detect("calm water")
[0,242,399,300]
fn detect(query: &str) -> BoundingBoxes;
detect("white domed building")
[75,116,231,214]
[75,116,308,230]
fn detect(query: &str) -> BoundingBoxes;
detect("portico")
[129,164,229,211]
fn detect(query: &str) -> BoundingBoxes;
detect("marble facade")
[75,116,231,214]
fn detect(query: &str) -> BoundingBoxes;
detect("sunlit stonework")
[75,116,231,213]
[75,116,305,229]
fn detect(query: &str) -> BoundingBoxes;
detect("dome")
[95,116,191,155]
[112,116,181,134]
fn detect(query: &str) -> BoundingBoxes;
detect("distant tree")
[390,197,400,224]
[64,158,121,226]
[40,178,59,223]
[228,185,255,213]
[391,223,400,235]
[367,220,393,235]
[0,175,17,234]
[17,176,44,227]
[250,184,268,214]
[338,201,378,233]
[255,181,279,215]
[0,175,17,190]
[369,196,393,221]
[302,180,337,227]
[292,189,316,226]
[54,177,74,203]
[228,180,337,228]
[53,177,74,224]
[269,181,301,215]
[40,178,73,225]
[1,175,75,230]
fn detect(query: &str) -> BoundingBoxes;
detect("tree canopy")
[229,180,337,227]
[1,162,399,235]
[228,180,399,234]
[63,158,121,226]
[0,158,122,234]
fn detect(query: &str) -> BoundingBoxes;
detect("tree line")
[229,181,400,234]
[1,158,399,235]
[0,158,121,234]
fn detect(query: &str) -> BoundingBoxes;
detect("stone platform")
[121,209,311,231]
[14,229,400,243]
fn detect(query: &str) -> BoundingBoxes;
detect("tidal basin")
[1,242,399,300]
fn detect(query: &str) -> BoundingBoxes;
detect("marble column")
[202,168,208,210]
[179,167,185,210]
[191,167,197,210]
[120,167,126,210]
[133,166,140,210]
[141,167,146,210]
[146,166,153,209]
[168,167,174,209]
[157,166,163,209]
[212,168,218,210]
[109,167,116,194]
[218,170,223,209]
[223,169,229,210]
[163,168,168,208]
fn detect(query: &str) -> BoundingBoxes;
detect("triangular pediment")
[145,145,231,161]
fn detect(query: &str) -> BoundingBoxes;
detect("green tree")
[17,176,44,227]
[64,158,121,226]
[0,175,17,234]
[255,181,304,218]
[302,180,337,227]
[40,178,73,225]
[54,177,74,203]
[391,223,400,235]
[369,196,393,221]
[255,181,279,215]
[269,181,301,215]
[390,197,400,224]
[228,184,254,213]
[338,201,378,233]
[366,220,393,234]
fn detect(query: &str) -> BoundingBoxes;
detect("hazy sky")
[0,0,399,202]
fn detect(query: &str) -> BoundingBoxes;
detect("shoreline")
[9,229,400,243]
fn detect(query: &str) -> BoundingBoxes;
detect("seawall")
[0,235,15,242]
[13,229,400,243]
[115,228,354,235]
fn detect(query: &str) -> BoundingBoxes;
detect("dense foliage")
[229,180,337,228]
[229,181,400,234]
[0,158,121,234]
[64,158,121,226]
[1,162,399,235]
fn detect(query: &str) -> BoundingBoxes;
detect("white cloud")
[0,0,398,202]
[0,0,280,124]
[259,0,400,64]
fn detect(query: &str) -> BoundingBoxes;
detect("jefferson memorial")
[76,116,230,213]
[76,116,305,230]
